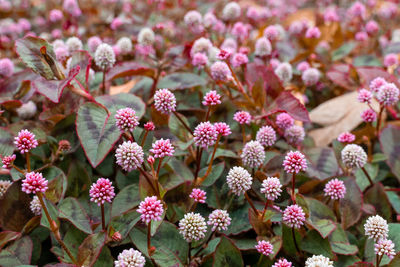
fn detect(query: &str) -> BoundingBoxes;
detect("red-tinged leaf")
[326,64,357,90]
[77,232,106,266]
[0,231,21,249]
[69,50,92,91]
[157,72,207,90]
[245,63,284,99]
[340,177,363,229]
[58,197,93,234]
[364,183,392,220]
[357,66,400,88]
[305,147,340,180]
[266,91,310,122]
[0,236,33,265]
[106,61,155,81]
[379,125,400,182]
[213,235,244,267]
[0,70,36,103]
[349,262,374,267]
[0,127,15,156]
[43,166,67,204]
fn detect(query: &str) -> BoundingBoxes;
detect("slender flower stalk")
[172,111,193,135]
[244,192,259,216]
[197,134,221,184]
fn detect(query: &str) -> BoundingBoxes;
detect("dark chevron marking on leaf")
[306,147,340,180]
[0,127,14,156]
[58,197,92,234]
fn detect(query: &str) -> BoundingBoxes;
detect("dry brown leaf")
[283,8,316,28]
[109,79,138,95]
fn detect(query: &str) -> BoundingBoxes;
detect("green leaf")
[111,183,140,218]
[364,183,392,220]
[305,147,340,180]
[300,230,334,258]
[157,72,206,90]
[198,162,225,187]
[109,210,141,240]
[282,224,302,256]
[0,128,15,156]
[304,197,336,238]
[160,158,194,190]
[380,125,400,182]
[331,242,358,255]
[106,62,155,81]
[0,236,33,265]
[93,246,113,267]
[58,197,92,234]
[213,236,244,267]
[43,167,67,204]
[332,42,356,61]
[355,163,378,191]
[0,231,21,249]
[77,232,106,267]
[353,55,382,67]
[387,191,400,214]
[207,149,238,163]
[225,204,253,235]
[340,177,363,229]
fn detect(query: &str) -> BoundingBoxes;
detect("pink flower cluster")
[137,196,164,223]
[283,204,306,228]
[255,240,273,256]
[189,188,206,203]
[202,90,221,106]
[233,111,251,125]
[89,178,115,205]
[2,154,16,169]
[150,139,174,158]
[283,151,307,174]
[115,107,139,132]
[193,122,218,148]
[22,172,48,194]
[14,129,38,154]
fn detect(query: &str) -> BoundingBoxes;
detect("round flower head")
[276,113,294,129]
[324,9,339,23]
[0,58,14,77]
[14,129,38,154]
[208,209,231,231]
[114,248,145,267]
[357,89,373,104]
[241,141,265,168]
[22,172,48,194]
[194,122,218,148]
[255,37,272,57]
[66,37,83,53]
[261,177,282,201]
[190,188,206,203]
[137,196,164,223]
[115,141,144,172]
[375,239,396,259]
[256,126,276,147]
[283,151,307,174]
[233,111,251,125]
[210,61,231,82]
[214,122,232,136]
[341,144,367,169]
[297,61,310,72]
[202,90,221,106]
[154,89,176,114]
[284,125,305,145]
[264,25,279,41]
[192,52,208,68]
[376,83,399,106]
[2,154,16,169]
[53,39,65,50]
[144,122,155,131]
[384,53,398,67]
[366,20,379,35]
[283,204,305,228]
[305,255,333,267]
[361,108,377,123]
[272,259,293,267]
[150,138,174,158]
[30,195,42,215]
[302,68,320,86]
[184,10,202,27]
[369,77,387,93]
[0,180,11,198]
[190,37,212,56]
[324,178,346,200]
[138,27,155,46]
[337,132,355,143]
[87,36,102,53]
[364,215,388,242]
[55,47,69,62]
[95,43,116,70]
[203,13,217,28]
[231,53,248,67]
[89,178,115,205]
[255,240,273,256]
[275,62,293,84]
[226,166,252,196]
[49,9,63,22]
[179,212,207,242]
[116,37,133,55]
[305,27,321,39]
[115,108,139,132]
[222,2,241,21]
[348,1,366,18]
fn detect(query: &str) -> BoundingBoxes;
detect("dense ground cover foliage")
[0,0,400,266]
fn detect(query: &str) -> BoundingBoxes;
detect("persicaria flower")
[218,48,233,60]
[324,9,339,22]
[369,77,387,93]
[190,37,212,56]
[264,25,279,41]
[233,111,251,125]
[254,37,272,57]
[89,178,115,205]
[376,83,399,106]
[115,108,139,132]
[348,1,366,18]
[231,53,248,68]
[222,2,241,21]
[207,209,231,231]
[2,154,16,169]
[276,113,294,129]
[324,178,346,200]
[337,132,355,143]
[355,31,368,42]
[116,37,133,55]
[357,89,373,103]
[364,215,388,242]
[137,196,164,223]
[144,122,155,131]
[0,58,14,77]
[88,36,102,53]
[115,141,144,172]
[261,177,282,201]
[305,27,321,39]
[192,52,208,68]
[49,9,63,22]
[55,47,69,62]
[302,68,320,86]
[94,43,116,70]
[214,122,232,136]
[241,140,265,168]
[66,36,83,53]
[305,255,333,267]
[150,139,174,158]
[284,125,305,145]
[297,61,310,72]
[137,27,155,46]
[179,212,207,242]
[30,196,42,215]
[226,166,252,196]
[184,10,202,27]
[341,144,367,169]
[256,126,276,147]
[0,180,11,198]
[114,248,145,267]
[202,90,221,106]
[361,108,377,123]
[22,172,48,194]
[275,62,293,84]
[189,188,206,203]
[283,151,307,173]
[283,204,306,228]
[255,240,273,256]
[14,129,38,154]
[193,122,218,148]
[384,53,398,67]
[154,89,176,114]
[272,258,293,267]
[210,61,231,82]
[375,239,396,259]
[366,20,379,35]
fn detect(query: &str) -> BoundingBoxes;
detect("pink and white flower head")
[264,25,280,41]
[255,240,273,256]
[378,2,397,19]
[297,61,310,72]
[361,108,377,123]
[94,43,115,70]
[192,52,208,68]
[348,1,366,19]
[275,62,293,84]
[283,204,306,228]
[276,113,294,129]
[114,248,145,267]
[87,36,102,53]
[337,132,355,143]
[256,126,276,147]
[203,13,217,28]
[284,125,305,145]
[147,155,155,165]
[218,49,232,61]
[226,166,252,195]
[384,53,398,67]
[189,188,206,203]
[283,151,307,174]
[202,90,221,106]
[302,68,320,86]
[305,255,333,267]
[261,177,282,201]
[376,83,399,106]
[193,122,218,148]
[89,178,115,205]
[184,10,202,30]
[144,122,155,131]
[214,122,232,137]
[210,61,231,82]
[231,53,248,68]
[154,89,176,114]
[365,20,379,35]
[30,195,42,215]
[14,129,38,154]
[49,9,63,22]
[222,2,241,21]
[375,239,396,259]
[324,178,346,200]
[22,172,48,194]
[369,77,387,93]
[270,59,281,69]
[208,209,231,231]
[255,37,272,57]
[324,9,339,23]
[241,141,265,168]
[305,27,321,39]
[365,215,389,242]
[2,154,16,169]
[355,31,368,42]
[272,258,293,267]
[231,22,250,40]
[115,141,144,172]
[190,37,212,57]
[63,0,81,17]
[179,212,207,242]
[115,108,139,132]
[18,19,31,32]
[110,17,123,30]
[0,58,14,77]
[55,47,69,62]
[137,196,164,223]
[233,111,251,125]
[150,138,174,158]
[341,144,367,169]
[357,89,373,104]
